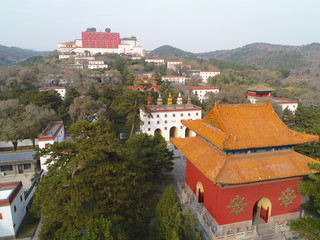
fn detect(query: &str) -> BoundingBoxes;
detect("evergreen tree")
[289,163,320,240]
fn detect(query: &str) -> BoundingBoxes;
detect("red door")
[18,164,23,174]
[198,189,204,203]
[260,206,269,223]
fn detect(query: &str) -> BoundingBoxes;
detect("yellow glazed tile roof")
[183,101,318,150]
[172,137,319,184]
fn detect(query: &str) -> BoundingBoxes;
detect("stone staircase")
[256,223,278,240]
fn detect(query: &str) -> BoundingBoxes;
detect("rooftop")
[187,86,219,90]
[38,121,64,140]
[182,101,318,150]
[143,104,201,112]
[0,151,36,162]
[0,182,22,205]
[172,137,319,184]
[247,85,274,92]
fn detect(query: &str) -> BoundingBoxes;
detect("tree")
[125,133,174,186]
[289,163,320,240]
[69,96,107,123]
[64,87,80,107]
[31,121,149,239]
[154,185,201,240]
[0,99,26,151]
[85,86,99,101]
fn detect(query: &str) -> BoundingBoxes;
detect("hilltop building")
[127,76,160,92]
[145,58,165,65]
[172,101,318,230]
[88,60,108,69]
[58,28,145,57]
[167,61,183,70]
[0,182,27,238]
[199,71,220,83]
[187,86,219,102]
[140,93,201,141]
[247,86,298,113]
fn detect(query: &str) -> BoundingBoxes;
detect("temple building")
[247,85,298,114]
[127,76,160,92]
[140,93,201,141]
[172,101,319,230]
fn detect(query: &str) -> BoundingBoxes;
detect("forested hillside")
[0,44,49,65]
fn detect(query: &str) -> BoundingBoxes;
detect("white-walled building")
[140,94,201,141]
[0,182,26,238]
[162,76,186,84]
[59,54,74,60]
[167,61,183,70]
[38,121,65,173]
[187,86,220,102]
[88,60,108,69]
[247,86,298,114]
[39,87,66,100]
[145,59,165,65]
[199,71,220,83]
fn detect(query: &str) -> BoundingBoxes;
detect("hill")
[197,42,320,75]
[150,45,194,57]
[0,44,49,65]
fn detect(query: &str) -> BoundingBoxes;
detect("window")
[20,195,23,202]
[196,113,199,116]
[45,144,48,148]
[0,213,2,220]
[148,121,150,125]
[173,114,175,117]
[165,120,167,124]
[181,113,183,117]
[165,114,167,118]
[14,205,16,213]
[46,159,50,163]
[23,164,31,170]
[148,128,150,131]
[188,113,191,116]
[165,127,167,130]
[0,165,13,171]
[157,121,159,124]
[180,126,183,129]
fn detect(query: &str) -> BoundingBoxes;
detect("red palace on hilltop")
[172,100,319,229]
[81,28,120,48]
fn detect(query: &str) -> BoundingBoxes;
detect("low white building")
[167,61,183,70]
[187,86,220,102]
[199,71,220,83]
[59,54,74,60]
[140,94,201,141]
[38,121,65,174]
[39,87,66,100]
[162,76,186,84]
[0,182,26,238]
[145,59,165,65]
[270,97,298,114]
[88,60,108,69]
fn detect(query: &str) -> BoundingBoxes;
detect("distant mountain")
[0,44,49,66]
[150,45,194,57]
[197,42,320,74]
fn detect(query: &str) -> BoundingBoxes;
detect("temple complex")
[172,100,319,230]
[127,75,160,92]
[140,93,201,141]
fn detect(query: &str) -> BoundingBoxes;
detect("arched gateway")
[253,197,272,224]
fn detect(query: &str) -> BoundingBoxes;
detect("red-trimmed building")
[39,87,66,100]
[187,86,219,102]
[0,182,26,238]
[127,76,160,92]
[172,101,318,229]
[82,29,120,49]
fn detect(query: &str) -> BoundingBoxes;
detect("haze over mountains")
[151,42,320,75]
[2,42,320,77]
[0,44,49,65]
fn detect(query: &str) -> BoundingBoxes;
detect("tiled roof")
[172,137,319,184]
[247,85,274,92]
[182,101,318,150]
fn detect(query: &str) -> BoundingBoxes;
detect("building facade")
[167,61,183,70]
[0,182,26,238]
[140,94,201,141]
[172,101,318,230]
[187,86,220,102]
[161,76,186,84]
[199,71,220,83]
[38,121,65,174]
[39,87,66,100]
[145,58,165,65]
[88,60,108,69]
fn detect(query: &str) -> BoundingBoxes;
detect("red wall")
[82,32,120,48]
[186,159,302,225]
[247,92,272,98]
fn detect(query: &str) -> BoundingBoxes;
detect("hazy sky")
[1,0,319,52]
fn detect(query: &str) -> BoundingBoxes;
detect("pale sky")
[1,0,319,52]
